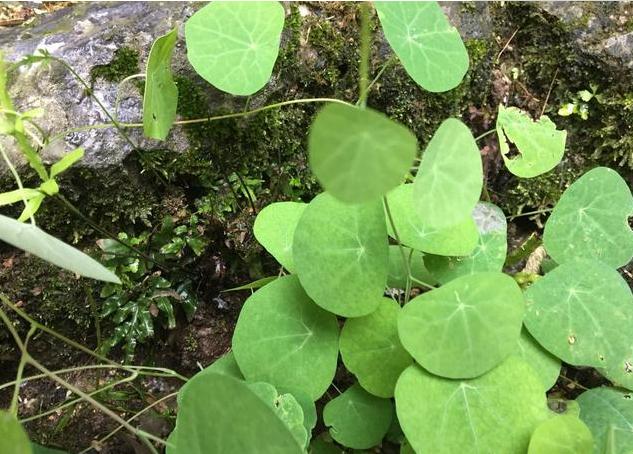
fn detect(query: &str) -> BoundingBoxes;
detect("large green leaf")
[0,412,31,454]
[514,329,561,392]
[177,352,243,405]
[184,1,285,95]
[232,276,339,400]
[143,27,178,140]
[0,214,120,283]
[308,104,417,204]
[577,387,633,454]
[386,183,478,256]
[386,245,437,289]
[426,202,507,283]
[398,272,524,378]
[543,167,633,268]
[167,373,302,454]
[323,383,394,450]
[395,357,550,454]
[254,202,306,273]
[340,298,413,398]
[413,118,483,229]
[523,259,633,369]
[527,415,593,454]
[374,2,469,92]
[496,105,567,178]
[293,193,388,317]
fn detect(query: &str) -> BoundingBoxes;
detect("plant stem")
[114,73,146,121]
[357,1,371,108]
[474,129,495,142]
[0,142,36,225]
[9,324,35,416]
[506,208,553,220]
[365,55,396,96]
[383,197,412,305]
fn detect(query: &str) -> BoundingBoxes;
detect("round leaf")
[177,352,243,405]
[413,118,483,229]
[254,202,306,273]
[0,412,31,454]
[398,272,525,378]
[528,415,593,454]
[515,329,561,392]
[293,193,388,317]
[523,259,633,369]
[543,167,633,268]
[184,1,285,96]
[496,105,567,178]
[375,1,469,92]
[232,275,339,400]
[340,298,413,398]
[323,383,394,450]
[395,357,550,454]
[577,387,633,454]
[308,103,417,204]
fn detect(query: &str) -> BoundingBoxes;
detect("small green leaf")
[232,276,339,400]
[543,167,633,268]
[375,1,469,92]
[38,179,59,196]
[308,103,417,204]
[254,202,306,272]
[398,272,524,378]
[340,298,413,398]
[184,1,285,96]
[17,193,45,222]
[222,276,278,292]
[413,118,483,229]
[323,383,394,450]
[0,214,120,283]
[527,415,593,454]
[395,357,550,454]
[293,193,388,317]
[0,412,31,454]
[49,148,84,178]
[144,28,178,140]
[0,188,40,207]
[496,105,567,178]
[514,329,561,392]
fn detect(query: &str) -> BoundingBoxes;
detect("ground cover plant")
[0,1,633,453]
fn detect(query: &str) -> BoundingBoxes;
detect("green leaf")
[308,103,417,204]
[412,118,483,229]
[425,202,507,283]
[0,214,120,283]
[0,412,31,454]
[543,167,633,268]
[323,383,394,450]
[398,272,524,378]
[0,188,40,206]
[395,357,550,454]
[278,387,317,439]
[386,245,437,289]
[514,329,561,392]
[232,275,339,400]
[527,415,593,454]
[523,259,633,369]
[496,105,567,178]
[293,192,388,317]
[144,28,178,140]
[184,1,285,96]
[222,276,278,292]
[375,2,469,92]
[340,298,413,398]
[177,352,244,406]
[386,183,478,256]
[37,179,58,196]
[49,148,84,178]
[167,372,302,454]
[17,193,45,222]
[577,387,633,454]
[254,202,306,272]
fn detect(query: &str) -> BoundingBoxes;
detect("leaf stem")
[506,208,553,220]
[0,142,36,225]
[474,129,495,142]
[357,1,371,108]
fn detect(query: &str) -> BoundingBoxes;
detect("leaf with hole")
[413,118,483,229]
[184,1,285,95]
[543,167,633,268]
[254,202,306,273]
[232,275,339,400]
[527,415,593,454]
[293,193,388,317]
[375,2,469,92]
[514,329,561,392]
[308,103,417,204]
[0,412,31,454]
[398,272,524,378]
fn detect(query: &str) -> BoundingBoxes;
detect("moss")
[90,47,140,84]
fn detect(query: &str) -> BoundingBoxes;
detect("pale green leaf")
[0,188,40,207]
[0,412,31,454]
[386,245,437,289]
[37,179,58,196]
[375,2,469,92]
[232,275,339,400]
[398,272,524,378]
[323,383,394,450]
[528,415,593,454]
[144,28,178,140]
[340,298,413,398]
[49,148,84,178]
[0,214,120,283]
[514,329,561,392]
[543,167,633,268]
[496,105,567,178]
[395,357,550,454]
[254,201,306,272]
[184,1,285,95]
[17,193,45,222]
[308,103,417,203]
[413,118,483,229]
[293,192,388,317]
